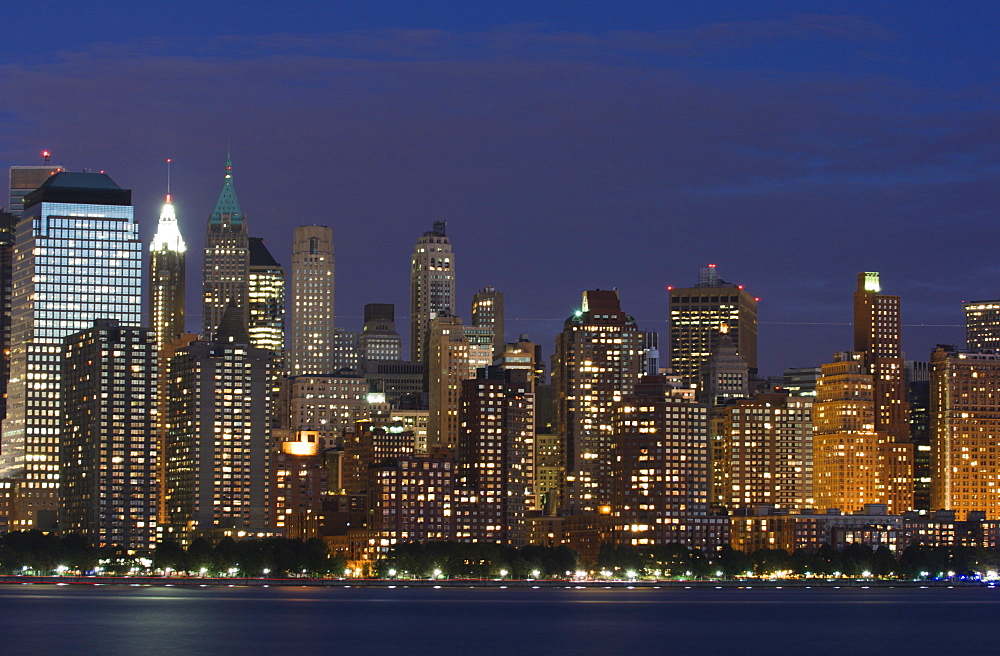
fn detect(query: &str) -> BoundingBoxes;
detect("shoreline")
[0,575,987,588]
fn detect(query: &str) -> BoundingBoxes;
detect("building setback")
[202,156,249,339]
[410,221,455,368]
[61,320,157,551]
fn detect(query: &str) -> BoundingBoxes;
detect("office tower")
[202,155,249,339]
[410,221,455,366]
[668,264,758,384]
[289,225,335,375]
[964,300,1000,349]
[359,303,402,362]
[697,328,749,406]
[534,431,563,514]
[553,290,644,514]
[456,368,534,545]
[610,375,728,549]
[279,372,368,449]
[710,391,814,512]
[61,321,157,550]
[149,192,186,352]
[853,272,913,511]
[905,360,932,511]
[1,172,141,530]
[0,210,14,422]
[471,286,504,357]
[165,306,272,542]
[8,153,62,216]
[494,336,542,386]
[247,237,285,360]
[930,346,1000,519]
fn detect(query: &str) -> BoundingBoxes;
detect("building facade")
[289,225,335,375]
[61,321,157,550]
[553,290,644,514]
[930,346,1000,519]
[247,237,285,360]
[410,221,455,367]
[471,286,504,358]
[1,172,142,529]
[202,156,249,339]
[668,264,757,384]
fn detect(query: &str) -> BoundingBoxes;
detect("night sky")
[3,1,997,377]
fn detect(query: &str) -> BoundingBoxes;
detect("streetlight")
[531,570,541,580]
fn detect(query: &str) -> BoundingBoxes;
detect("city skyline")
[1,3,996,376]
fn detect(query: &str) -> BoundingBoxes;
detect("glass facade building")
[0,172,141,529]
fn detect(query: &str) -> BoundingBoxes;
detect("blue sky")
[3,1,998,374]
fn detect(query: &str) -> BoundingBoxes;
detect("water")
[0,585,996,655]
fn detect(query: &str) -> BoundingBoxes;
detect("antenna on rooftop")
[42,150,51,165]
[166,158,172,199]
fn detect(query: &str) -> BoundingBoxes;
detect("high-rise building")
[1,172,141,530]
[202,155,249,339]
[852,272,913,511]
[165,306,272,543]
[289,226,335,375]
[964,300,1000,350]
[247,237,285,361]
[427,315,468,449]
[553,290,644,514]
[930,346,1000,519]
[456,368,534,545]
[697,328,749,406]
[0,210,15,423]
[410,221,455,367]
[359,303,402,362]
[471,286,504,358]
[905,360,932,511]
[610,375,729,549]
[668,264,758,384]
[710,391,814,512]
[8,153,62,216]
[149,192,186,352]
[61,320,157,550]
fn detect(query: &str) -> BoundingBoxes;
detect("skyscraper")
[553,290,644,514]
[668,264,758,384]
[0,210,14,423]
[930,346,1000,519]
[964,300,1000,350]
[165,306,272,543]
[61,320,157,550]
[149,192,186,351]
[852,272,912,511]
[456,368,534,545]
[410,221,455,367]
[471,286,504,358]
[1,172,142,529]
[289,225,335,375]
[247,237,285,361]
[202,155,249,339]
[8,152,62,216]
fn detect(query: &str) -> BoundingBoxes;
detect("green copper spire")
[210,153,244,225]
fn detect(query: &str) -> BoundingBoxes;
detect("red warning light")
[737,285,744,290]
[754,297,760,302]
[708,263,716,268]
[42,150,51,158]
[666,286,673,291]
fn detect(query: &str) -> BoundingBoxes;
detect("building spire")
[210,152,243,226]
[151,159,186,254]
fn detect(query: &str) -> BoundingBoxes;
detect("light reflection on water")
[0,586,996,655]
